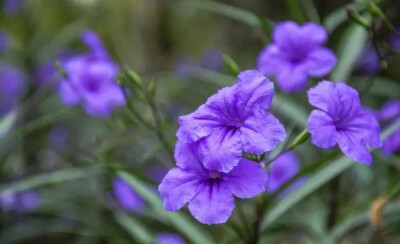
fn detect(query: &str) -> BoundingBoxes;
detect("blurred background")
[0,0,400,243]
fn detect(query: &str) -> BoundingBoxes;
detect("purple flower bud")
[112,177,144,212]
[157,233,185,244]
[0,64,24,116]
[201,48,222,70]
[375,101,400,155]
[357,48,380,75]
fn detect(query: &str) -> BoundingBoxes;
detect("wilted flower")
[0,64,24,116]
[258,21,336,92]
[59,30,125,117]
[157,233,185,244]
[376,101,400,155]
[307,81,382,164]
[177,70,285,172]
[112,177,143,212]
[0,190,41,212]
[266,151,304,193]
[159,141,267,225]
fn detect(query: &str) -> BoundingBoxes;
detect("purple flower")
[0,30,9,52]
[258,21,336,92]
[357,48,380,75]
[158,141,268,225]
[157,233,185,244]
[173,56,196,78]
[35,51,75,85]
[59,30,125,117]
[376,101,400,155]
[112,177,144,212]
[0,64,24,116]
[48,124,70,152]
[266,151,304,193]
[307,81,382,164]
[0,190,41,212]
[3,0,24,15]
[389,29,400,51]
[201,48,223,70]
[177,70,286,173]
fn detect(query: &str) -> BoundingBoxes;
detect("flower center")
[84,78,100,93]
[209,170,221,180]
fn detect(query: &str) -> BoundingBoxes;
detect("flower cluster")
[376,101,400,155]
[307,81,382,164]
[159,70,285,224]
[258,21,336,92]
[59,30,125,117]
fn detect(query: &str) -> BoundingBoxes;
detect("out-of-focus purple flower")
[0,64,24,116]
[376,101,400,155]
[59,30,124,117]
[35,63,56,85]
[35,51,75,85]
[177,70,286,173]
[157,233,185,244]
[48,124,70,152]
[258,21,336,92]
[159,141,267,225]
[3,0,24,15]
[112,176,143,212]
[0,190,41,212]
[173,56,196,78]
[266,151,304,193]
[307,81,382,164]
[357,48,380,75]
[0,30,9,52]
[389,29,400,51]
[201,48,223,70]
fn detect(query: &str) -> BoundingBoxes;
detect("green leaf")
[284,0,306,23]
[0,107,70,149]
[0,165,103,195]
[323,3,364,33]
[188,0,262,28]
[117,171,215,244]
[261,156,354,230]
[330,20,370,82]
[352,76,400,98]
[273,95,309,127]
[300,0,320,23]
[114,210,155,243]
[0,111,17,137]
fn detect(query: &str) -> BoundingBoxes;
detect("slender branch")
[122,85,175,163]
[148,98,175,162]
